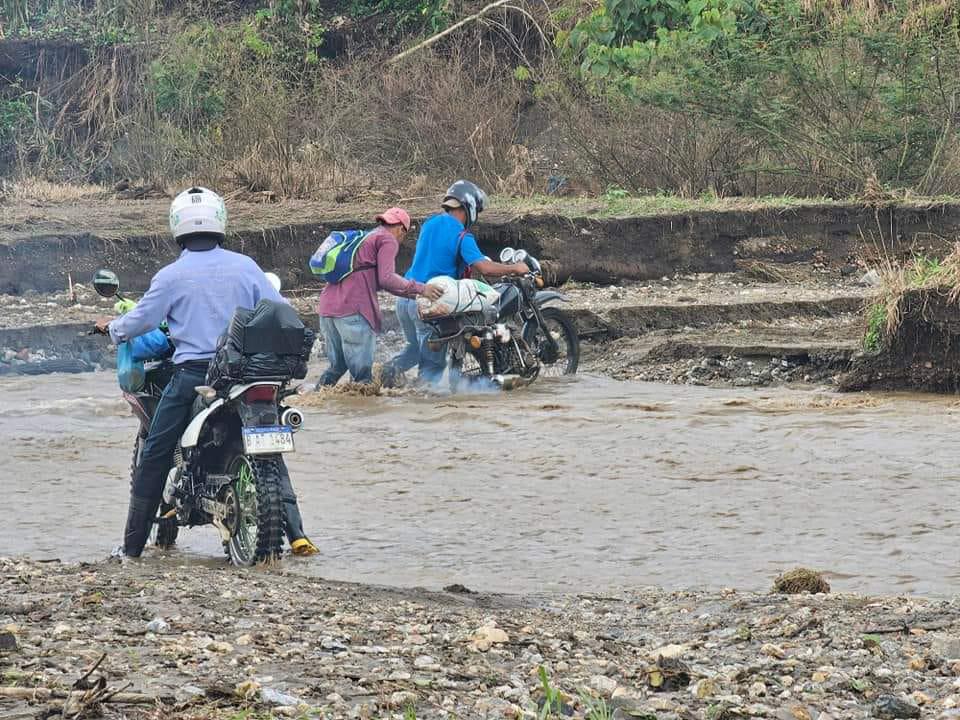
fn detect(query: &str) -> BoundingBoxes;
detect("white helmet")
[169,187,227,244]
[265,272,282,292]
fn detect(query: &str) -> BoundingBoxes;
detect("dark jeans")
[390,297,446,384]
[124,361,308,556]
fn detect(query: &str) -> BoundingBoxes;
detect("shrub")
[561,0,960,197]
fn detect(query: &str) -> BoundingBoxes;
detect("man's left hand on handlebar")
[94,318,113,335]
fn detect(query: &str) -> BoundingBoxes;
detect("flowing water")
[2,371,958,595]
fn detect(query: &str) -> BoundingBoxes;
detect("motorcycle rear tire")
[224,454,285,566]
[130,434,178,549]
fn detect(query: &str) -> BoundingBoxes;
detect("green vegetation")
[863,302,887,353]
[349,0,451,36]
[862,254,956,353]
[562,0,960,197]
[5,1,960,201]
[538,665,566,719]
[580,692,614,720]
[0,93,31,146]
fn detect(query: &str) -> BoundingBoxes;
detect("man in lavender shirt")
[316,207,442,386]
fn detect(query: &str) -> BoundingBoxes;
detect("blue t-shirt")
[404,213,484,283]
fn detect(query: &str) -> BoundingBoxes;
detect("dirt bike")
[92,270,306,566]
[424,249,580,391]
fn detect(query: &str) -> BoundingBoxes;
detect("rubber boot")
[122,494,158,558]
[278,466,318,555]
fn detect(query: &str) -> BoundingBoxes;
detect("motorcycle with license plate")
[91,269,306,566]
[424,249,580,391]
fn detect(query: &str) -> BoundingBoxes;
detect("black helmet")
[441,180,487,227]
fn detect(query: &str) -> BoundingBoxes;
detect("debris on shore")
[2,558,960,719]
[773,568,832,595]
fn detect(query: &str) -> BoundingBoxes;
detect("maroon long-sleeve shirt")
[316,226,424,332]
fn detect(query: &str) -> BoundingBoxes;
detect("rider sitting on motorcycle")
[96,187,319,558]
[384,180,529,385]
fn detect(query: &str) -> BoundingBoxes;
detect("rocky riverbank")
[1,558,959,719]
[0,267,870,389]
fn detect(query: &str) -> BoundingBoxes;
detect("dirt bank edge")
[4,199,960,294]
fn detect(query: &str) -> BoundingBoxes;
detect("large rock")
[873,695,921,719]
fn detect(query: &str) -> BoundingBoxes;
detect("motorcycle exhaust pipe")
[280,407,304,431]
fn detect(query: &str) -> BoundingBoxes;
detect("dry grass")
[864,246,960,350]
[772,568,831,595]
[737,260,793,284]
[1,179,108,203]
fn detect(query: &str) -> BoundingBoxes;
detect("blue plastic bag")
[117,341,145,392]
[130,329,173,362]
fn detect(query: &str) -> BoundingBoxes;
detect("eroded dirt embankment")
[4,198,960,294]
[840,288,960,392]
[1,558,958,720]
[17,197,960,386]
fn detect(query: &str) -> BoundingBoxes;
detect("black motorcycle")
[93,270,308,566]
[424,249,580,391]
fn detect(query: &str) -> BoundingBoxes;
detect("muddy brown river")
[2,371,958,596]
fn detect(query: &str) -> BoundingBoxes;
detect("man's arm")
[375,236,432,299]
[104,274,172,344]
[471,258,529,277]
[459,233,527,277]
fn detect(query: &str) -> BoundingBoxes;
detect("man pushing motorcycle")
[95,187,318,559]
[385,180,530,385]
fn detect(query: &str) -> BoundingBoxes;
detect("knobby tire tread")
[250,455,284,564]
[130,434,178,549]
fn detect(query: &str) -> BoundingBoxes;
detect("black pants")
[124,362,308,556]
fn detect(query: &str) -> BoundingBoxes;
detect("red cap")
[375,207,411,231]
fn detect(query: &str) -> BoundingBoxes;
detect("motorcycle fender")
[180,382,283,448]
[180,399,225,449]
[180,380,283,448]
[534,290,569,309]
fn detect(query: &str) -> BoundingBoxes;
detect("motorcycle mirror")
[93,269,120,298]
[265,272,282,292]
[499,247,515,263]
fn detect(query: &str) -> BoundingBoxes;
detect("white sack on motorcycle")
[206,300,314,389]
[417,277,500,319]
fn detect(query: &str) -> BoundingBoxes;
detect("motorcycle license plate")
[242,426,294,454]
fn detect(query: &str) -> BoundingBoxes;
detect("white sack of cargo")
[417,276,500,319]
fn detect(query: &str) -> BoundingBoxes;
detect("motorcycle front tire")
[531,307,580,375]
[131,434,178,548]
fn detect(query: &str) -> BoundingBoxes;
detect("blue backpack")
[308,230,372,283]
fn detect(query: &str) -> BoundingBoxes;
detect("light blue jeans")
[318,314,376,386]
[390,297,446,384]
